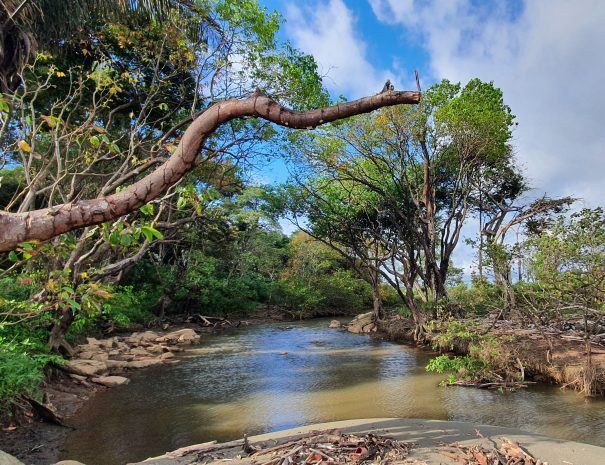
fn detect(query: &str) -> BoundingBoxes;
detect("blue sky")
[252,0,605,275]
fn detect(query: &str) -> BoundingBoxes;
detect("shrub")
[0,325,63,411]
[426,354,488,383]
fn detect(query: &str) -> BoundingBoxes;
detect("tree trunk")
[372,280,383,321]
[0,88,419,252]
[48,309,75,354]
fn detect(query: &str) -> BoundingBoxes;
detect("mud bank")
[347,312,605,396]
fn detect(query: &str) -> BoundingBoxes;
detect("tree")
[0,0,420,352]
[0,87,419,252]
[273,178,393,321]
[280,79,517,331]
[481,195,574,315]
[1,0,181,92]
[527,208,605,395]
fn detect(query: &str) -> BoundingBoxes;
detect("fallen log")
[446,380,537,390]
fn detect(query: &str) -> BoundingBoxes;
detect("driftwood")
[446,381,536,390]
[442,437,547,465]
[194,314,234,328]
[247,431,412,465]
[154,430,413,464]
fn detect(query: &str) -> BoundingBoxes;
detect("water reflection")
[60,319,605,465]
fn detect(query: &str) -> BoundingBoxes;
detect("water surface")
[60,319,605,464]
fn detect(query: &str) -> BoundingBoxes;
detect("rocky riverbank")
[0,326,203,464]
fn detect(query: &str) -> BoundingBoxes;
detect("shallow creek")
[60,319,605,465]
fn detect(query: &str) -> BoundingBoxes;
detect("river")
[59,319,605,465]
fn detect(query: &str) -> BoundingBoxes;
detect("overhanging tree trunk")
[0,87,420,251]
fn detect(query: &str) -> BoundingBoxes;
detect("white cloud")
[368,0,414,24]
[284,0,393,98]
[370,0,605,208]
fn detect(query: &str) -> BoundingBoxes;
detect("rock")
[54,461,87,465]
[347,312,376,334]
[130,347,152,357]
[76,350,97,360]
[106,360,129,370]
[116,341,130,351]
[146,344,165,354]
[69,374,87,381]
[90,352,109,362]
[157,328,200,345]
[91,376,130,387]
[65,359,107,377]
[329,320,342,329]
[112,354,136,361]
[0,450,26,465]
[126,358,163,369]
[137,331,159,342]
[160,352,174,360]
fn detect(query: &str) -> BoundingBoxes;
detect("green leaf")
[141,225,163,241]
[120,233,132,246]
[139,204,154,216]
[176,196,187,210]
[109,231,120,247]
[89,135,100,147]
[8,251,18,262]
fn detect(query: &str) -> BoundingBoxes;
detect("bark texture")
[0,89,420,251]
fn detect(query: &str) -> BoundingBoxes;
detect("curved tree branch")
[0,87,420,252]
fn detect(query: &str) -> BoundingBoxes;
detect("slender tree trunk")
[371,268,383,321]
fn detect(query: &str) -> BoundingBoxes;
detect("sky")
[256,0,605,276]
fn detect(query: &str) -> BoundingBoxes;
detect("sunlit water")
[60,319,605,465]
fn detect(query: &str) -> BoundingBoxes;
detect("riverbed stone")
[127,358,163,369]
[0,450,26,465]
[54,461,87,465]
[91,376,130,387]
[347,312,376,334]
[157,328,200,344]
[106,359,129,370]
[90,352,109,362]
[146,344,166,354]
[131,347,152,357]
[329,320,342,329]
[65,359,107,377]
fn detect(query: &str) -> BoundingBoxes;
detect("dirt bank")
[347,312,605,396]
[0,323,229,464]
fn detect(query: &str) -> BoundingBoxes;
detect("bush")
[68,285,155,339]
[0,324,63,411]
[426,354,488,383]
[447,281,501,316]
[428,319,480,351]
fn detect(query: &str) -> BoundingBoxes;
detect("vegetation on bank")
[1,0,604,420]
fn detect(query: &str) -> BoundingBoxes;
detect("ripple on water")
[60,319,605,465]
